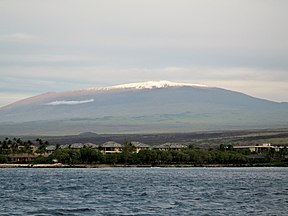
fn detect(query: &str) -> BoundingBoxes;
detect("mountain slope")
[0,81,287,135]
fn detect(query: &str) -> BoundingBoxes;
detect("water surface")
[0,167,287,215]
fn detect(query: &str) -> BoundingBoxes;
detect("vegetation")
[30,144,288,166]
[0,137,34,155]
[1,138,288,166]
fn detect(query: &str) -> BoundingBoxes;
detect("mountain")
[0,80,287,135]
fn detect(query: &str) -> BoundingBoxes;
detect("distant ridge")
[0,80,287,135]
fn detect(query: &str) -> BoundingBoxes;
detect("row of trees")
[32,143,288,166]
[1,138,32,155]
[1,138,288,165]
[0,137,49,154]
[0,138,50,163]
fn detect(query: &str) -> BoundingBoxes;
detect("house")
[70,143,85,149]
[155,143,187,151]
[100,141,122,154]
[60,144,69,149]
[233,143,284,153]
[17,145,25,151]
[30,145,38,153]
[8,153,36,163]
[45,145,56,154]
[131,141,151,153]
[83,143,99,149]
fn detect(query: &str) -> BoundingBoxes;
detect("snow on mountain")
[84,80,208,91]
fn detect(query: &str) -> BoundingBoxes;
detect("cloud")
[0,1,288,106]
[46,99,94,106]
[1,2,288,70]
[0,33,37,42]
[1,65,288,108]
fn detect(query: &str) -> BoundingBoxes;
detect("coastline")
[1,163,287,168]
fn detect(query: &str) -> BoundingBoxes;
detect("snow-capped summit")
[1,79,287,135]
[85,80,208,91]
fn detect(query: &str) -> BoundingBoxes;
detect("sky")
[1,0,288,107]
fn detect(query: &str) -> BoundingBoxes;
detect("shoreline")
[0,163,287,168]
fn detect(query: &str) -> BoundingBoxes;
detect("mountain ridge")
[0,80,287,135]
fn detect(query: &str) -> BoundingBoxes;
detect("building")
[100,141,122,154]
[15,144,37,153]
[70,143,85,149]
[45,145,56,154]
[155,142,187,151]
[30,145,38,153]
[131,141,151,153]
[83,143,99,149]
[233,143,284,153]
[8,153,36,163]
[59,143,99,149]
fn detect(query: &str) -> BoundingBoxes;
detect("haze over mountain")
[0,81,287,135]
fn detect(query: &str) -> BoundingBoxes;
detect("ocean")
[0,167,287,215]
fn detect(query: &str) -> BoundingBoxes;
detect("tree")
[0,154,8,163]
[172,150,190,163]
[31,155,51,164]
[36,138,43,145]
[36,138,48,153]
[80,147,103,164]
[106,153,120,165]
[51,148,80,164]
[159,151,173,164]
[121,141,136,165]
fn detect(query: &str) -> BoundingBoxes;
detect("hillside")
[0,81,287,135]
